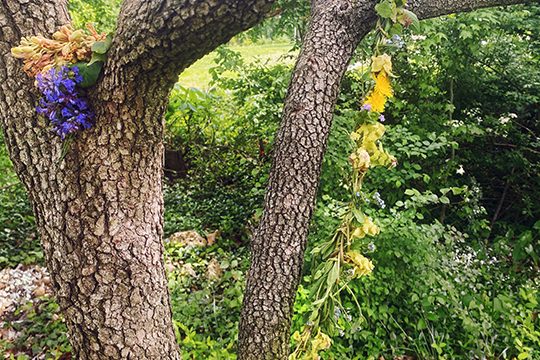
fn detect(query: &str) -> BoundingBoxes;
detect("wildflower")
[367,243,376,252]
[35,66,94,139]
[456,165,465,175]
[373,191,386,208]
[11,24,106,76]
[499,116,510,124]
[361,217,380,236]
[379,114,386,122]
[310,330,332,354]
[344,251,374,278]
[352,217,379,239]
[334,307,342,320]
[363,70,393,113]
[361,103,372,111]
[363,90,387,113]
[373,71,393,98]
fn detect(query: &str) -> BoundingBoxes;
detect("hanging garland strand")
[290,1,418,359]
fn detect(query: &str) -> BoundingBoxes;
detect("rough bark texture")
[0,0,277,358]
[237,0,531,359]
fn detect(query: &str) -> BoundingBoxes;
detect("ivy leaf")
[71,62,103,88]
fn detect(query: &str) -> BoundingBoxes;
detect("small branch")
[488,167,515,240]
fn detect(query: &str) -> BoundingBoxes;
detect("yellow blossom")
[363,90,387,113]
[361,217,380,236]
[345,251,374,278]
[374,71,393,98]
[352,226,366,239]
[309,330,332,359]
[349,148,371,171]
[350,131,361,141]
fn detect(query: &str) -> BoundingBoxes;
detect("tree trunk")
[237,1,375,358]
[0,1,180,358]
[238,0,530,358]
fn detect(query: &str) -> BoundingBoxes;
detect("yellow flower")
[363,90,387,113]
[309,330,332,359]
[345,251,374,278]
[371,53,393,75]
[361,217,380,236]
[352,226,366,239]
[350,131,361,141]
[374,71,393,98]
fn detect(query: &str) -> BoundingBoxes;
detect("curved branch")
[409,0,532,19]
[106,0,276,83]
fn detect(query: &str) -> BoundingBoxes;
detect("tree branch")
[106,0,276,83]
[408,0,532,20]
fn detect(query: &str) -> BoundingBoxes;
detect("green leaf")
[375,1,396,19]
[88,52,106,66]
[326,261,339,287]
[71,62,103,88]
[91,34,112,55]
[440,196,450,204]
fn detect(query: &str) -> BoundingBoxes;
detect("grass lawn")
[178,42,297,89]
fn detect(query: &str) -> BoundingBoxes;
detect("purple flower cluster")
[36,66,93,139]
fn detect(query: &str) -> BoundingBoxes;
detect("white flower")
[508,113,518,119]
[456,165,465,175]
[499,116,510,124]
[411,35,426,41]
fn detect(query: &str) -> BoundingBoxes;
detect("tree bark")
[0,0,276,358]
[237,0,531,359]
[237,1,375,358]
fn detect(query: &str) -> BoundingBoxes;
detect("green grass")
[178,42,297,89]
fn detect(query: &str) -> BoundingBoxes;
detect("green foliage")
[164,52,291,241]
[0,183,39,268]
[68,0,122,33]
[298,199,540,359]
[0,296,70,359]
[167,242,248,358]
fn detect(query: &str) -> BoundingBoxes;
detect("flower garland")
[290,1,418,359]
[11,24,111,140]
